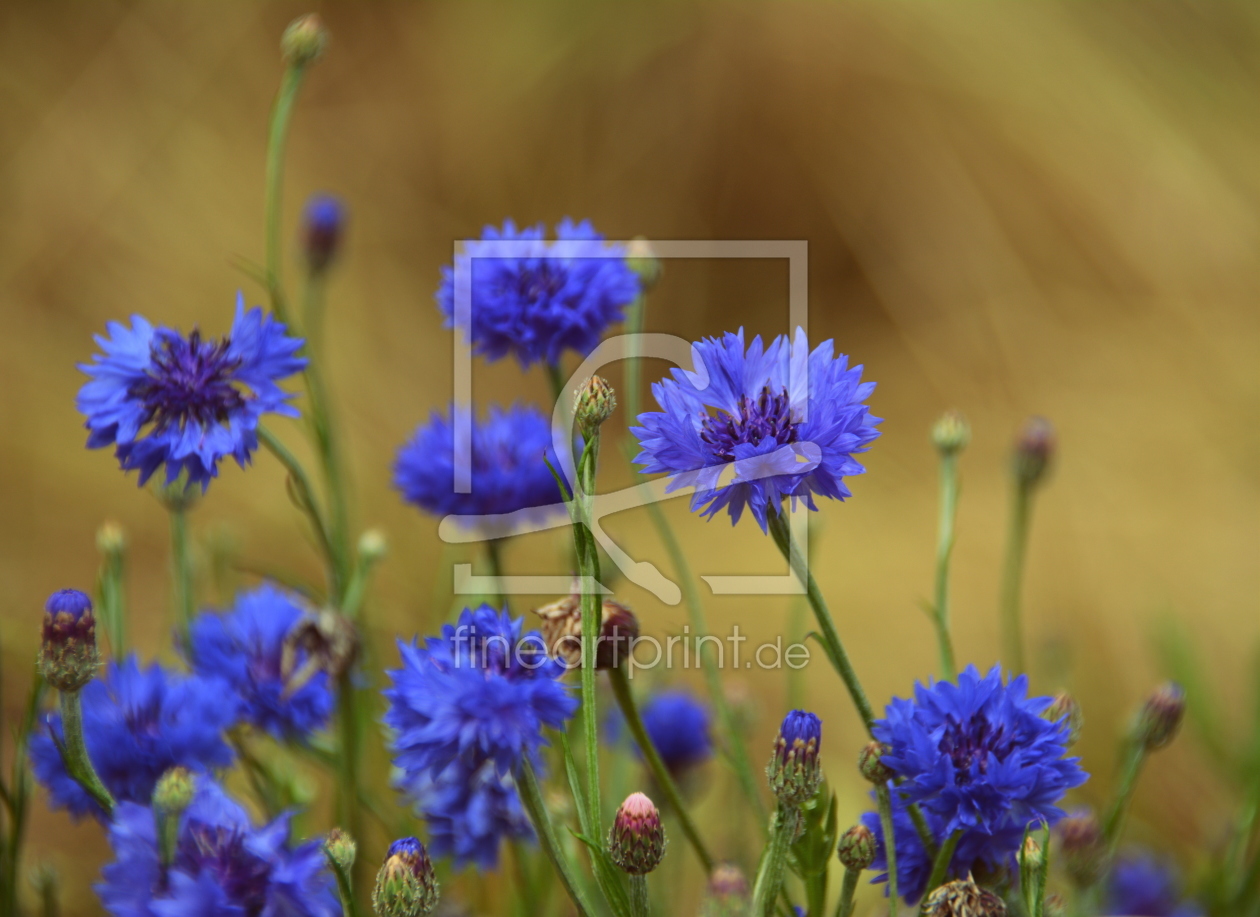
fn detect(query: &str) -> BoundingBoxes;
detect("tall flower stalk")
[999,416,1055,676]
[929,411,969,680]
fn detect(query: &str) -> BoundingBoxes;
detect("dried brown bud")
[922,877,1007,917]
[534,591,639,669]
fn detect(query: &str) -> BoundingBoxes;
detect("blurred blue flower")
[77,294,306,491]
[303,193,346,271]
[97,776,339,917]
[876,664,1087,838]
[1104,851,1204,917]
[632,328,881,531]
[394,403,567,527]
[631,688,713,776]
[186,582,334,740]
[384,605,577,781]
[436,218,640,368]
[30,655,237,821]
[861,789,1026,903]
[397,757,534,871]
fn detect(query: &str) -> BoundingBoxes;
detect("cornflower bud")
[96,521,126,554]
[359,528,388,564]
[768,710,822,806]
[153,766,194,818]
[1013,416,1055,487]
[932,410,970,456]
[38,589,100,692]
[922,877,1008,917]
[1058,810,1105,887]
[1136,682,1185,751]
[534,592,640,669]
[858,741,894,785]
[609,793,666,875]
[837,824,876,872]
[702,863,750,917]
[303,194,346,273]
[626,237,662,291]
[372,838,439,917]
[324,827,357,874]
[1044,691,1083,747]
[574,375,616,439]
[281,13,328,67]
[1021,834,1045,872]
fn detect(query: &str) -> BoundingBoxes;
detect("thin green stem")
[3,672,45,917]
[623,293,646,424]
[923,829,962,899]
[485,537,507,610]
[518,757,598,917]
[258,426,338,588]
[1101,739,1147,858]
[875,786,899,916]
[903,794,937,861]
[335,670,364,894]
[805,866,827,917]
[751,806,802,917]
[97,537,126,656]
[628,874,650,917]
[341,549,383,621]
[835,867,861,917]
[573,432,605,848]
[325,850,361,917]
[999,481,1033,675]
[57,690,114,816]
[932,452,960,680]
[264,63,308,326]
[608,667,715,871]
[169,505,194,643]
[546,361,567,405]
[766,507,875,735]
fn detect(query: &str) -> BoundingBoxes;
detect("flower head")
[436,218,640,368]
[396,758,533,870]
[303,193,346,272]
[768,710,823,806]
[30,655,237,821]
[385,605,577,781]
[77,295,306,491]
[1104,851,1204,917]
[186,583,335,740]
[39,588,99,692]
[373,837,440,917]
[614,688,712,777]
[838,824,877,872]
[632,328,881,530]
[1136,682,1186,751]
[97,776,339,917]
[875,665,1087,838]
[609,793,667,875]
[394,403,567,530]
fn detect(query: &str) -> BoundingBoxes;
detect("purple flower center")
[177,826,270,914]
[699,386,798,462]
[510,262,567,304]
[939,713,1015,782]
[129,331,247,432]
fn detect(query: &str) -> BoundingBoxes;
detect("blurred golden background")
[1,2,1256,913]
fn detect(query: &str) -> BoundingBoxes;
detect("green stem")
[258,426,339,590]
[805,866,827,917]
[335,670,364,894]
[169,505,194,643]
[325,850,361,917]
[1101,739,1147,858]
[3,672,46,917]
[766,507,875,735]
[835,867,861,917]
[751,805,802,917]
[903,794,937,861]
[57,690,114,816]
[875,786,899,916]
[264,63,308,326]
[546,361,567,405]
[932,452,960,680]
[629,874,650,917]
[340,548,383,621]
[623,293,646,424]
[999,481,1033,675]
[608,667,715,871]
[97,537,126,656]
[923,829,962,899]
[485,537,507,610]
[517,757,598,917]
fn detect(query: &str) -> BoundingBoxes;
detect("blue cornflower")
[394,403,567,527]
[97,776,339,917]
[29,655,237,821]
[385,605,577,781]
[185,583,334,740]
[632,328,881,531]
[875,665,1087,838]
[638,689,713,776]
[436,218,640,368]
[303,193,346,272]
[77,294,306,491]
[860,790,1026,903]
[396,758,534,870]
[1104,851,1204,917]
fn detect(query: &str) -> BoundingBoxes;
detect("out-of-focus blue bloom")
[77,295,306,491]
[635,689,713,776]
[97,776,339,917]
[1104,851,1204,917]
[394,403,567,529]
[385,605,577,782]
[632,328,881,531]
[875,665,1087,838]
[396,758,534,871]
[186,582,334,740]
[861,789,1026,904]
[436,218,640,368]
[29,656,237,821]
[303,193,346,272]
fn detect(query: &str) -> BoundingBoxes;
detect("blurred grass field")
[0,2,1257,913]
